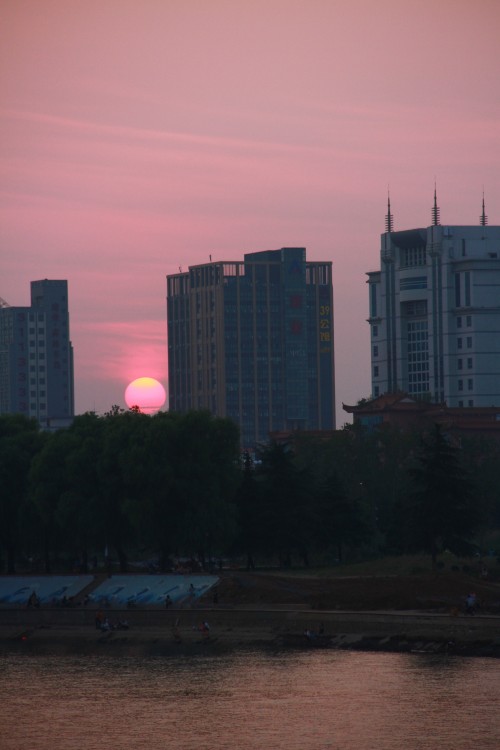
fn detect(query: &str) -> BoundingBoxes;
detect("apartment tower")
[367,194,500,406]
[0,280,74,428]
[167,247,335,449]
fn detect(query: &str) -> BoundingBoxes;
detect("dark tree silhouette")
[0,415,43,572]
[405,424,480,568]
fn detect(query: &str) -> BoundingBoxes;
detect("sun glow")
[124,377,166,414]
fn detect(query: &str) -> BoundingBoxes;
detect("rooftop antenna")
[432,183,440,226]
[178,266,182,273]
[480,191,488,226]
[385,190,394,233]
[209,254,212,262]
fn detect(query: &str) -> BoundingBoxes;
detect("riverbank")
[2,568,499,657]
[2,605,500,658]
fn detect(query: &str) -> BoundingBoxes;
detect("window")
[370,284,377,317]
[400,276,427,291]
[466,315,472,327]
[464,271,471,306]
[468,400,474,407]
[466,337,472,348]
[373,345,378,358]
[402,247,426,267]
[458,379,463,391]
[402,300,427,316]
[458,400,464,407]
[374,366,379,377]
[406,319,429,395]
[457,359,463,370]
[457,338,462,349]
[456,317,462,328]
[455,273,461,306]
[467,358,473,369]
[468,379,473,391]
[372,325,378,337]
[374,386,380,397]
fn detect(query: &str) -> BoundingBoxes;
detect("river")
[1,649,498,749]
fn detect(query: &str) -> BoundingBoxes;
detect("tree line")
[1,409,499,574]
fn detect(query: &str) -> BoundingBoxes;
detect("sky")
[2,0,499,424]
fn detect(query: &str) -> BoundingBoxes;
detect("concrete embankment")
[1,606,500,657]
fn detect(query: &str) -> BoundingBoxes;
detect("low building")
[343,392,500,440]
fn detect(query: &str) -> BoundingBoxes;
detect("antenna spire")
[385,192,394,233]
[480,192,488,226]
[432,184,440,226]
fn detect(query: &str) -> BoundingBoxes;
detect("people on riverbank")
[27,591,40,608]
[465,592,477,615]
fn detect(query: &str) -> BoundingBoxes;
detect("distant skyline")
[2,0,499,422]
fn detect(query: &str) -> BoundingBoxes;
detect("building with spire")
[167,247,335,450]
[367,193,500,406]
[0,280,74,428]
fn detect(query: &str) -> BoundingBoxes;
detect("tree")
[0,415,43,572]
[55,413,105,572]
[312,468,369,562]
[97,409,149,571]
[29,428,73,572]
[170,411,240,567]
[233,451,265,569]
[404,424,480,568]
[257,442,313,567]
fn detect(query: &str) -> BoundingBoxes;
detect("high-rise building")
[367,194,500,406]
[167,247,335,449]
[0,280,74,428]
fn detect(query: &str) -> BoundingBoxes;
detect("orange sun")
[124,377,166,414]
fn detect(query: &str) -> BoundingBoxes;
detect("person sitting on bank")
[198,621,210,638]
[27,591,39,608]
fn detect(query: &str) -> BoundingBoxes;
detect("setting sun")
[124,377,166,414]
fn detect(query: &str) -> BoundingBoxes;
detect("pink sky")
[2,0,499,422]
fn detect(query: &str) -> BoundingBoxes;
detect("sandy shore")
[2,606,500,657]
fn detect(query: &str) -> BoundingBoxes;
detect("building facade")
[367,196,500,407]
[344,391,500,441]
[0,280,74,428]
[167,247,335,449]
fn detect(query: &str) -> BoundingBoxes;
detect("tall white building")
[367,195,500,407]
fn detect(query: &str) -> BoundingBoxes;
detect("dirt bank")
[210,570,500,613]
[1,571,499,657]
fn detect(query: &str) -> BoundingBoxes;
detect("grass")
[265,552,499,580]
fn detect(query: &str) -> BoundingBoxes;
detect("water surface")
[1,650,498,749]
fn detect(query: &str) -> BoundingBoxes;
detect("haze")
[2,0,499,421]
